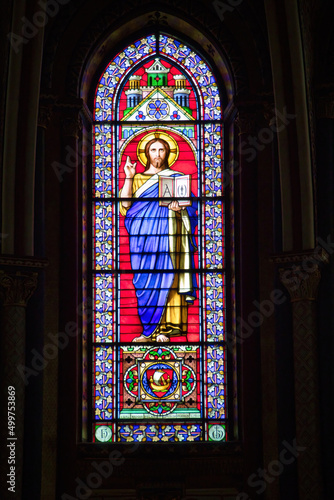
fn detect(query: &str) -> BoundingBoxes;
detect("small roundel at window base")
[208,424,226,441]
[95,425,112,442]
[91,33,227,442]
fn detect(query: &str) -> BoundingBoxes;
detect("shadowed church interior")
[1,0,334,499]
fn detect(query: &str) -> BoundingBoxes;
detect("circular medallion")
[95,425,112,442]
[141,363,179,399]
[208,424,225,442]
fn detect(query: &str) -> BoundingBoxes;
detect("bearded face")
[148,141,167,169]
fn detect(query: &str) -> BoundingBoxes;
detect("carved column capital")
[235,109,257,135]
[0,271,38,307]
[272,247,329,301]
[279,265,321,302]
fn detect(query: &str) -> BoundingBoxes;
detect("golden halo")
[137,131,179,167]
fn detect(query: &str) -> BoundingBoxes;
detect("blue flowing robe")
[124,171,197,338]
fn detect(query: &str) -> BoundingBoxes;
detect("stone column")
[1,0,27,255]
[257,99,280,500]
[265,0,315,252]
[79,103,93,443]
[20,96,56,500]
[56,101,82,497]
[0,268,38,499]
[277,249,328,499]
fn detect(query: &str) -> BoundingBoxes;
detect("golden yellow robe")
[120,173,189,339]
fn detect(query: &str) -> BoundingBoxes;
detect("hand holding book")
[168,200,184,212]
[159,174,192,208]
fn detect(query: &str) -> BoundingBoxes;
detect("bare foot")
[156,334,170,342]
[132,335,150,343]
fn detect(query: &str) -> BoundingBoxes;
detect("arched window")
[91,33,228,443]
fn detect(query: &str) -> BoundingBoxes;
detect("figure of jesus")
[120,137,198,342]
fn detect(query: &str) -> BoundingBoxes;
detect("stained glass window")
[91,34,227,443]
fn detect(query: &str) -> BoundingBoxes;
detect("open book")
[159,174,191,207]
